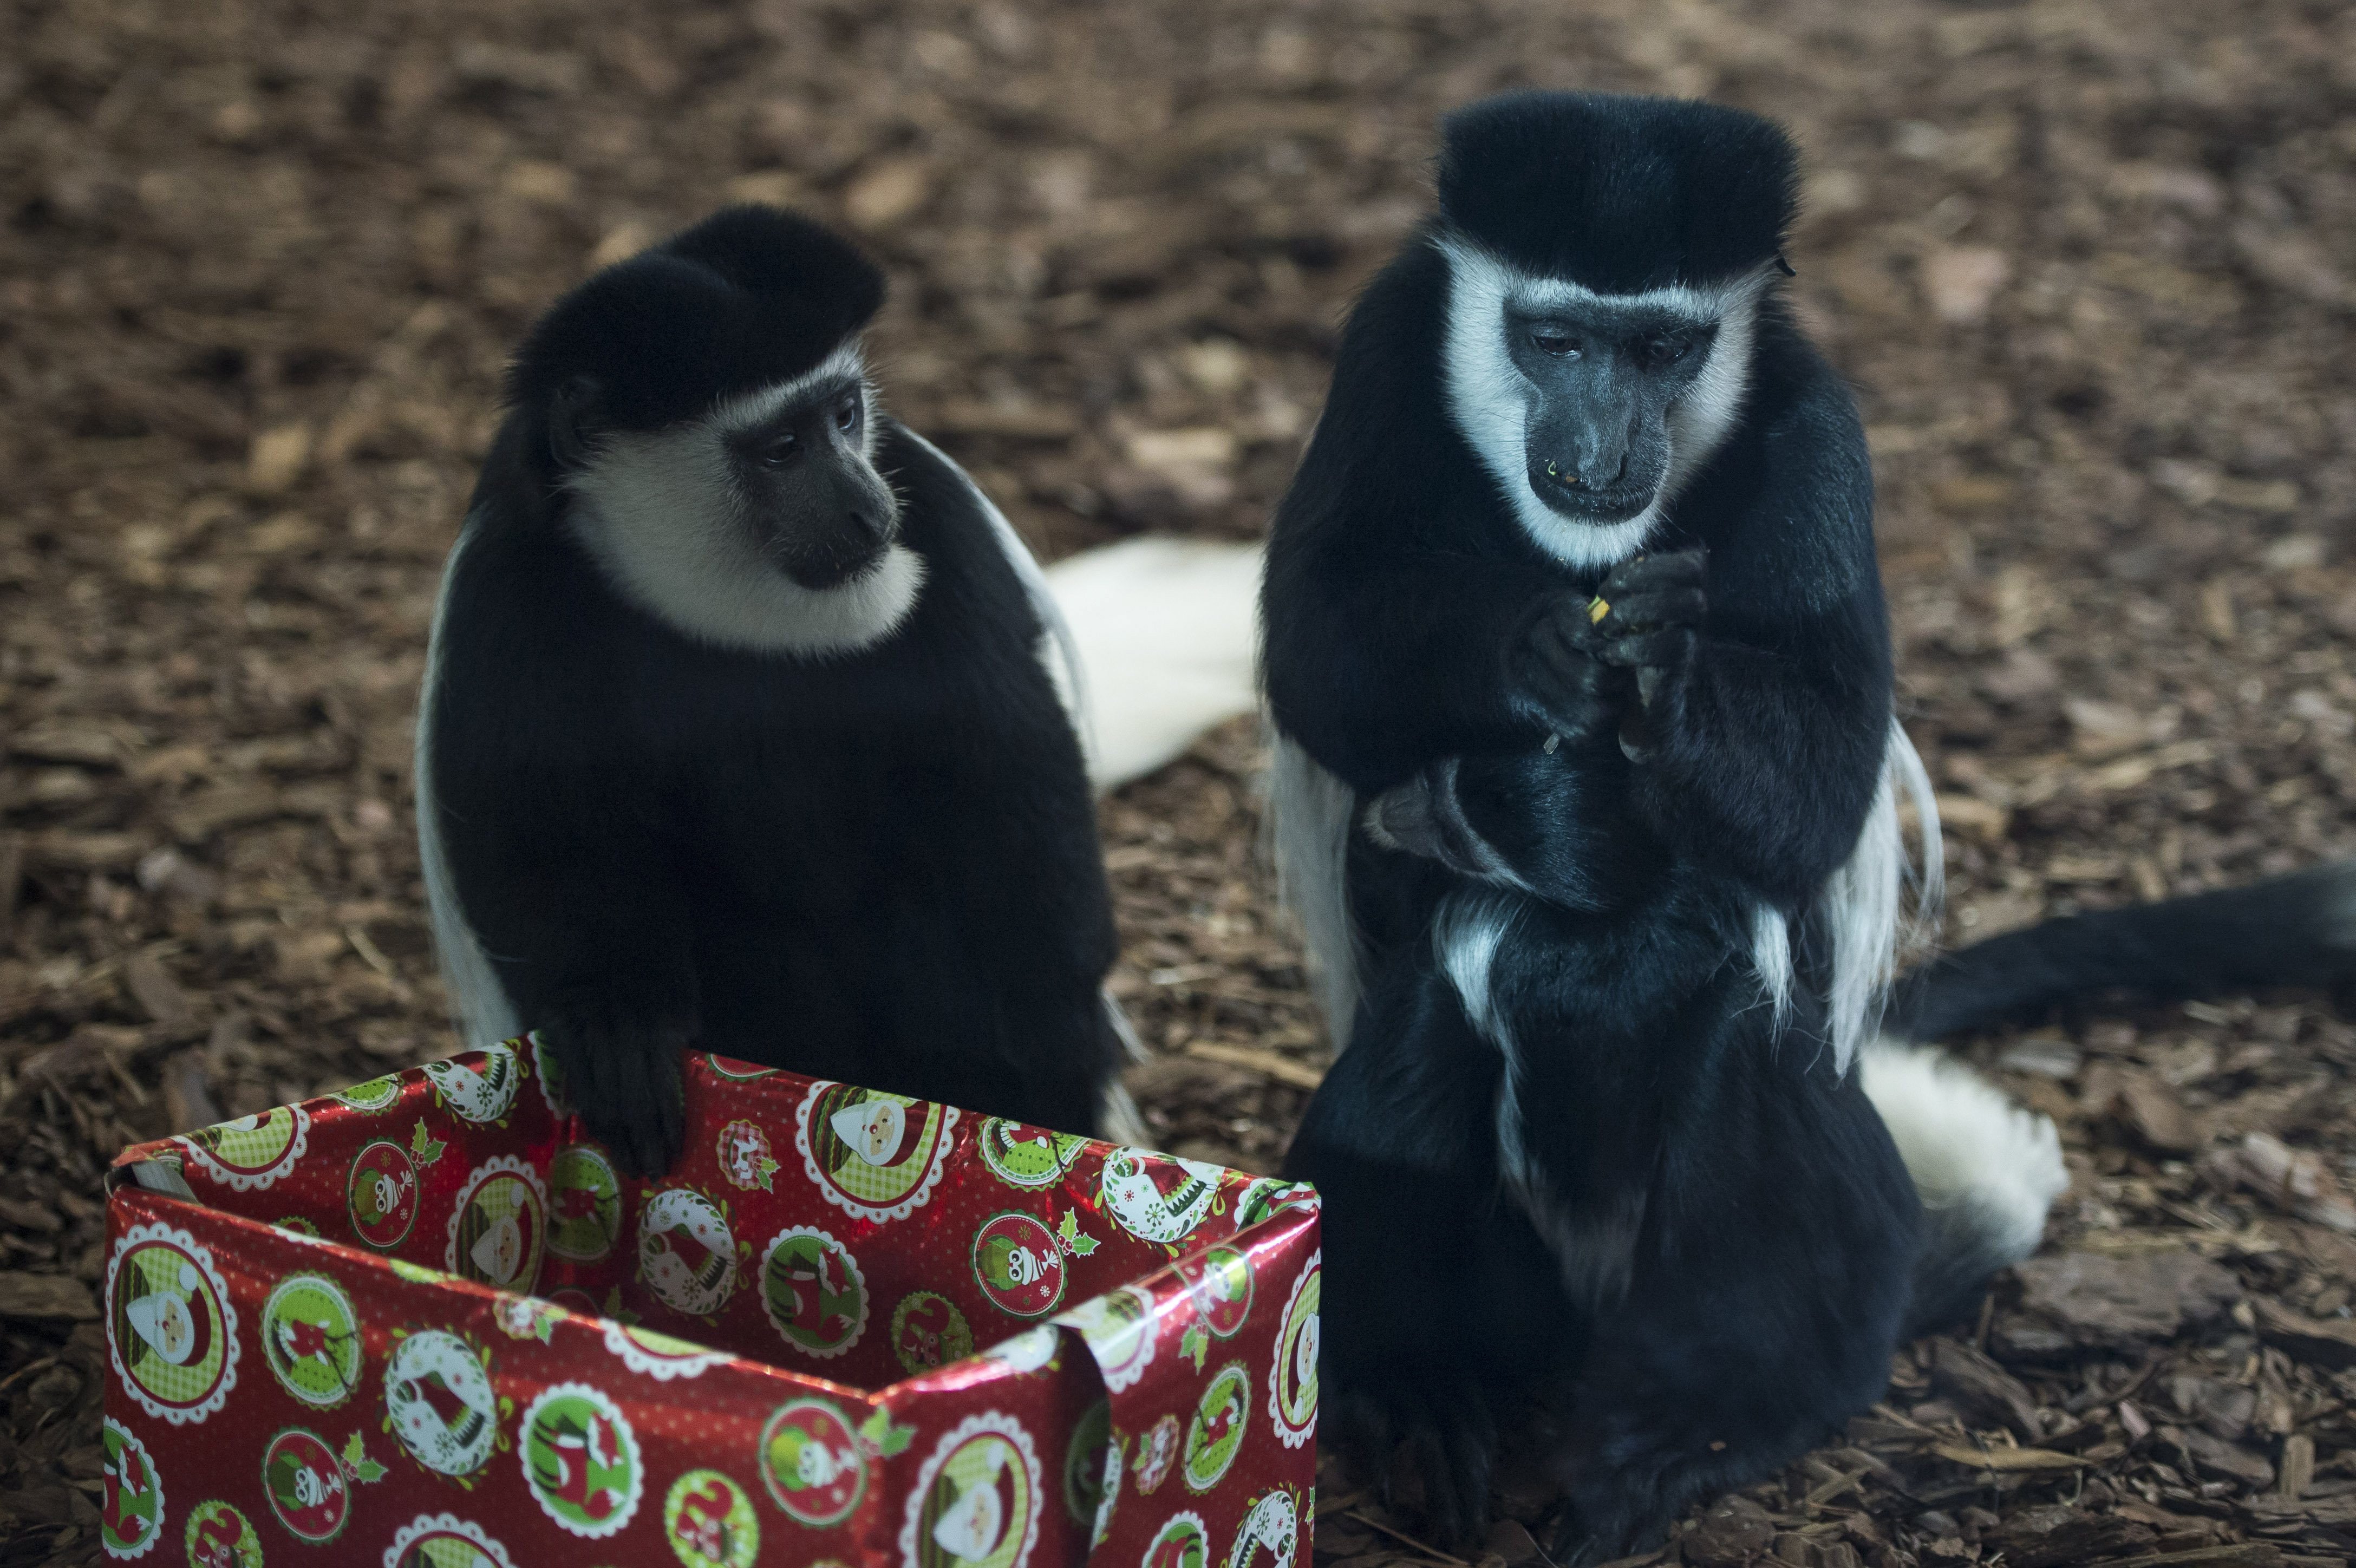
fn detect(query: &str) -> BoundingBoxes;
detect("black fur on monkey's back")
[427,212,1120,1163]
[1265,94,1923,1559]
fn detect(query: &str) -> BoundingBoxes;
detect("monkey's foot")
[1327,1381,1497,1554]
[1545,1420,1778,1568]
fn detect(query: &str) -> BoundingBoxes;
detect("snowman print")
[346,1139,419,1249]
[260,1427,349,1543]
[759,1398,866,1526]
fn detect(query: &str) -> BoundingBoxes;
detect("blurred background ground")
[3,0,2355,1563]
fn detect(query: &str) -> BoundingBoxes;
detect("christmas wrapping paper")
[101,1036,1321,1568]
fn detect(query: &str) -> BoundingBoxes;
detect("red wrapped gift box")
[100,1035,1320,1568]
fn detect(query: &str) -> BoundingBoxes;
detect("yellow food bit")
[1589,596,1610,624]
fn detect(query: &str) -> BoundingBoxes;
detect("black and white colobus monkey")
[418,206,1136,1175]
[1262,94,2067,1558]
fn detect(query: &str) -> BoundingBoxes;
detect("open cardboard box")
[100,1035,1320,1567]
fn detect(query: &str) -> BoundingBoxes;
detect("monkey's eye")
[834,396,862,434]
[759,431,800,465]
[1531,329,1581,358]
[1643,336,1693,367]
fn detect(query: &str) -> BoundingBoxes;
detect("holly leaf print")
[1056,1208,1101,1259]
[857,1407,918,1459]
[341,1430,388,1485]
[408,1118,446,1168]
[1180,1321,1210,1371]
[755,1155,780,1192]
[344,1431,388,1478]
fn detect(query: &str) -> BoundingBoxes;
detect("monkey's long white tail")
[1043,537,1266,793]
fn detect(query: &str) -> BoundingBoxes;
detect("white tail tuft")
[1860,1038,2067,1269]
[1045,537,1265,793]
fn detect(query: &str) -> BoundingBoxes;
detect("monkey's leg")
[1285,972,1573,1550]
[1543,1033,1917,1564]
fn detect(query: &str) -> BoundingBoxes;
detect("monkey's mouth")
[765,522,896,592]
[1528,458,1655,523]
[780,544,889,592]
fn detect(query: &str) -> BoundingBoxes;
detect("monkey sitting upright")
[418,206,1130,1175]
[1262,94,2068,1559]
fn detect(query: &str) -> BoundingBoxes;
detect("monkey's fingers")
[1516,657,1617,740]
[612,1035,687,1177]
[552,1021,626,1160]
[1595,628,1695,672]
[576,1046,652,1178]
[1600,548,1705,599]
[1595,586,1706,637]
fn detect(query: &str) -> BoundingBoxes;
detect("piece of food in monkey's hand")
[1588,596,1610,625]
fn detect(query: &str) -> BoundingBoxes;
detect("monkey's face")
[1443,238,1765,571]
[1504,303,1715,525]
[721,373,903,590]
[557,343,930,658]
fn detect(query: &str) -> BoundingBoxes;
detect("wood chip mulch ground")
[4,1,2355,1564]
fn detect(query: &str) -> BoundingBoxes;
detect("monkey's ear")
[547,375,604,471]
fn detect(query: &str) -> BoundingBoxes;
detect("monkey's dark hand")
[1509,590,1629,742]
[1591,550,1706,755]
[539,1000,694,1178]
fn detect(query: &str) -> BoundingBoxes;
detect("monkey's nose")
[1577,448,1629,488]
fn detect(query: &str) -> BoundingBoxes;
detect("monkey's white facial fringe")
[565,345,929,660]
[1269,732,1363,1050]
[706,342,877,450]
[1784,717,1944,1074]
[416,521,524,1050]
[1437,235,1768,573]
